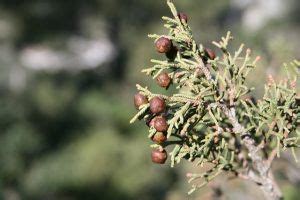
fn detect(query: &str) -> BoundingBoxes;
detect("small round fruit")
[149,97,166,114]
[134,93,148,109]
[152,132,167,144]
[178,13,188,22]
[147,117,156,127]
[153,116,168,132]
[205,48,216,60]
[155,37,172,53]
[156,72,171,88]
[151,149,168,164]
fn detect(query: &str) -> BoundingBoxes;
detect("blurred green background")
[0,0,299,199]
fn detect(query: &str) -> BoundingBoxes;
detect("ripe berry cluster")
[134,93,168,164]
[133,12,217,164]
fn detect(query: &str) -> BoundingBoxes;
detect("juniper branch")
[131,1,299,199]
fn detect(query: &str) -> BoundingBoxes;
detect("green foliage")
[0,0,299,199]
[131,0,300,195]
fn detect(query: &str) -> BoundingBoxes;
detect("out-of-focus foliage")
[0,0,299,200]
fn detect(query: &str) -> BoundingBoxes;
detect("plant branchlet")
[131,1,299,199]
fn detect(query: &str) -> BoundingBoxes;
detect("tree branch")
[219,103,283,200]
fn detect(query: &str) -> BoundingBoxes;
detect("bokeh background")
[0,0,299,199]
